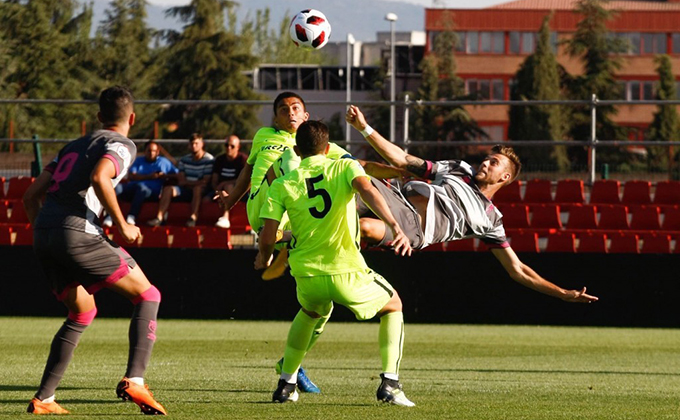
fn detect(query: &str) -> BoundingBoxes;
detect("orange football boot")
[116,378,167,415]
[27,398,69,415]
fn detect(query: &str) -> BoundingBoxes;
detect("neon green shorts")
[295,269,394,321]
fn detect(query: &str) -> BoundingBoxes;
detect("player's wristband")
[361,125,374,137]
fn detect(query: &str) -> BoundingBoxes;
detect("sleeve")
[260,180,286,223]
[428,159,473,181]
[327,142,352,160]
[344,159,368,189]
[275,148,301,177]
[164,158,179,174]
[247,132,262,165]
[103,140,135,178]
[44,157,58,174]
[204,156,215,177]
[479,224,510,249]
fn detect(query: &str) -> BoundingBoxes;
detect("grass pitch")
[1,317,679,419]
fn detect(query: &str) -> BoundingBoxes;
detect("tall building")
[425,0,680,141]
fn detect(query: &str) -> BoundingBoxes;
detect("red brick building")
[425,0,680,141]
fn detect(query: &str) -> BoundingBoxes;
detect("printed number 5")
[306,174,331,219]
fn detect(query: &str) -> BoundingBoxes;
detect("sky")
[146,0,509,6]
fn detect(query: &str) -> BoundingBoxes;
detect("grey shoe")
[146,217,162,227]
[376,374,415,407]
[272,379,299,403]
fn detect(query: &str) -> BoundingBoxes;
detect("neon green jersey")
[272,142,352,178]
[261,155,369,277]
[247,127,296,196]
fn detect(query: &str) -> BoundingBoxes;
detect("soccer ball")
[289,9,331,50]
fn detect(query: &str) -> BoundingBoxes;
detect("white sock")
[41,395,55,403]
[280,370,298,384]
[382,372,399,381]
[128,377,144,386]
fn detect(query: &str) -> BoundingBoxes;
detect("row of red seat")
[0,199,251,231]
[0,176,34,200]
[498,203,680,232]
[422,230,679,254]
[0,224,237,249]
[494,179,680,206]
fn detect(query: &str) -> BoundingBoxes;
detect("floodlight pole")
[385,13,398,143]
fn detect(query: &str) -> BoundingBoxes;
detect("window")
[480,32,492,53]
[509,32,520,54]
[630,81,641,100]
[642,33,666,54]
[455,32,466,52]
[480,126,505,142]
[466,79,504,100]
[625,80,656,101]
[493,32,504,53]
[643,81,655,100]
[467,31,479,53]
[628,32,641,54]
[673,33,680,54]
[522,32,535,54]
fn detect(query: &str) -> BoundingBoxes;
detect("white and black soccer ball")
[289,9,331,50]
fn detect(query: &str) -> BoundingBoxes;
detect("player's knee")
[131,285,161,305]
[360,218,383,243]
[68,306,97,326]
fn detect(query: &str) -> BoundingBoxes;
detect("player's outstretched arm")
[353,176,412,257]
[346,105,429,178]
[255,218,280,270]
[491,247,598,303]
[215,163,253,211]
[357,159,408,180]
[23,171,53,226]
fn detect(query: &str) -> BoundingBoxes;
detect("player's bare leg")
[360,217,386,246]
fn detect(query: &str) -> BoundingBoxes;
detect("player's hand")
[389,226,412,257]
[214,189,229,210]
[119,223,140,244]
[345,105,367,131]
[562,287,598,303]
[254,252,273,270]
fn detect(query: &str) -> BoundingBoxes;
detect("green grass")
[1,318,679,419]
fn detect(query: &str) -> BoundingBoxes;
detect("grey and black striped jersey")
[402,159,509,249]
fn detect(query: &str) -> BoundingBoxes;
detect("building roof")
[489,0,680,11]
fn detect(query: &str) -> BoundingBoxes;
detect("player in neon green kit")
[255,120,415,406]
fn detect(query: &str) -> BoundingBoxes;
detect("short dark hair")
[492,144,522,183]
[273,91,306,113]
[144,140,158,150]
[99,86,134,125]
[189,133,203,142]
[296,121,329,156]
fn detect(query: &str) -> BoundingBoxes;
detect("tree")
[152,0,262,146]
[647,55,679,173]
[1,0,97,150]
[412,24,486,160]
[508,14,570,171]
[564,0,627,166]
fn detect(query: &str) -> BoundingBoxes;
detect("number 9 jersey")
[261,155,368,278]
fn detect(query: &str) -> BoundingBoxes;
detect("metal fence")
[1,96,680,183]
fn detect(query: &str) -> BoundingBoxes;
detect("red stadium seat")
[523,179,552,203]
[139,227,169,248]
[608,232,639,254]
[112,228,139,248]
[566,204,598,230]
[0,225,11,245]
[661,206,680,231]
[202,227,232,249]
[492,180,522,204]
[577,232,608,253]
[622,180,652,206]
[164,202,192,226]
[629,205,661,230]
[598,205,629,230]
[169,226,201,248]
[640,232,671,254]
[422,242,446,251]
[0,200,8,223]
[545,232,576,253]
[530,204,563,229]
[0,177,5,199]
[554,179,585,206]
[8,201,30,224]
[498,204,530,229]
[654,181,680,206]
[12,224,33,246]
[589,179,621,204]
[446,238,476,252]
[198,202,223,226]
[229,202,251,233]
[5,176,34,200]
[508,230,539,253]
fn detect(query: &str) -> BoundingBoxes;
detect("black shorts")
[360,178,425,249]
[34,228,137,301]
